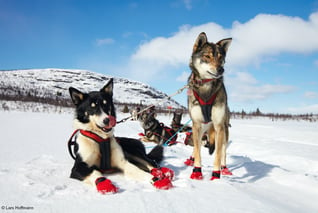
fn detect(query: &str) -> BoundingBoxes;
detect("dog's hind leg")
[220,125,232,175]
[116,159,173,190]
[211,123,226,180]
[118,160,153,181]
[221,124,229,167]
[190,122,204,180]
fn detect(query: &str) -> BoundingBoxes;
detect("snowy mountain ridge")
[0,68,185,110]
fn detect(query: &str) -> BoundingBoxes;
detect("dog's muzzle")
[98,115,117,132]
[217,67,224,75]
[207,71,223,79]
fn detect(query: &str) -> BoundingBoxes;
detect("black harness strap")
[67,130,112,171]
[193,90,217,123]
[67,130,79,160]
[189,74,219,123]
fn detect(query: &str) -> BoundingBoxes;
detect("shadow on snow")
[229,155,281,183]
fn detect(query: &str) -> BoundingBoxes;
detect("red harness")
[190,77,218,123]
[193,90,217,106]
[79,129,109,143]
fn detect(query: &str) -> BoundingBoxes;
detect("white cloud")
[123,12,318,106]
[227,72,295,102]
[229,13,318,66]
[96,38,115,46]
[129,12,318,76]
[232,72,258,84]
[128,22,228,81]
[287,104,318,114]
[183,0,192,10]
[304,91,318,99]
[176,71,190,82]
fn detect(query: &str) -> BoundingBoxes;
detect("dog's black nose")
[217,67,224,74]
[103,118,110,125]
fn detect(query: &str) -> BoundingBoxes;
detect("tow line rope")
[116,84,189,124]
[162,118,192,147]
[115,84,192,147]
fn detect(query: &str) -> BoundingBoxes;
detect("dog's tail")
[147,145,164,164]
[205,134,215,155]
[207,141,215,155]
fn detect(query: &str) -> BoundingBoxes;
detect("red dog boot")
[151,168,164,179]
[151,177,173,190]
[221,166,233,175]
[151,167,175,180]
[184,156,194,166]
[190,167,203,180]
[160,167,174,180]
[210,171,221,181]
[95,177,118,194]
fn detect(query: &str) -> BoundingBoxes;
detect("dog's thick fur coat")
[68,79,173,193]
[187,32,232,180]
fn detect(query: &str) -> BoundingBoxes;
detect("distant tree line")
[230,108,318,122]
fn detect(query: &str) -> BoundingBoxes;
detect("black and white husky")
[68,79,174,194]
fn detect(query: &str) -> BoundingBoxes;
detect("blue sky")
[1,0,318,114]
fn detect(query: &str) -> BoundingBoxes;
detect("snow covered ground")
[0,110,318,213]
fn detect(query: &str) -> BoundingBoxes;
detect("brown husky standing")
[185,32,233,180]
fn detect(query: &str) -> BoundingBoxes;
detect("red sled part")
[138,133,145,137]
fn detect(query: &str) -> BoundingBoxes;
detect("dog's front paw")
[210,171,221,181]
[95,177,118,194]
[160,167,174,180]
[151,177,173,190]
[151,167,174,180]
[190,167,203,180]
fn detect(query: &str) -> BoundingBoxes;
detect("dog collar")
[193,78,215,85]
[190,74,218,87]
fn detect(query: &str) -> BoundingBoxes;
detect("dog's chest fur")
[77,134,101,167]
[188,79,227,124]
[76,133,126,170]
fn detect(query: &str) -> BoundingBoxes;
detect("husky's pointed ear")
[217,38,232,53]
[193,32,208,53]
[69,87,85,106]
[101,78,113,96]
